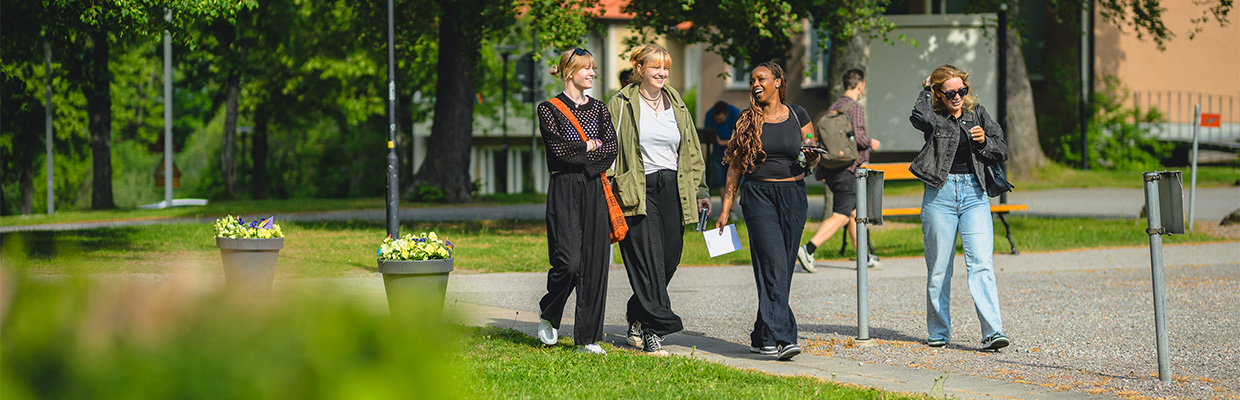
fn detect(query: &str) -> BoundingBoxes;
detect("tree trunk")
[87,29,115,210]
[222,72,241,198]
[1004,6,1050,179]
[251,103,269,199]
[826,32,870,104]
[413,4,477,203]
[397,90,414,195]
[20,161,34,215]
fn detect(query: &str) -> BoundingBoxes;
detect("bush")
[1,274,465,399]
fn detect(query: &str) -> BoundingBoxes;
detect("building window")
[725,62,751,90]
[802,20,832,89]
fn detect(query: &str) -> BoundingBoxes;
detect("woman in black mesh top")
[533,48,619,355]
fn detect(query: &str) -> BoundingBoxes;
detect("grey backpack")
[815,98,859,170]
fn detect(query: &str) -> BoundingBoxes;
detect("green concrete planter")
[377,258,453,319]
[216,237,283,297]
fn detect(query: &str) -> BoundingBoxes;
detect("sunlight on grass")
[1,216,1230,276]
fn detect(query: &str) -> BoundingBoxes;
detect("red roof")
[596,0,633,20]
[595,0,692,29]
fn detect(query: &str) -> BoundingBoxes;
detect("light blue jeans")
[921,174,1003,343]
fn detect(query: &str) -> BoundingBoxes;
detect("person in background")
[607,44,710,356]
[534,47,618,355]
[704,101,741,189]
[797,68,881,273]
[716,61,818,361]
[910,64,1009,351]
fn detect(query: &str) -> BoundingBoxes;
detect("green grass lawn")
[458,326,933,399]
[2,215,1230,277]
[0,193,547,227]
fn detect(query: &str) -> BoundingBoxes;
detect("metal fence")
[1131,91,1240,147]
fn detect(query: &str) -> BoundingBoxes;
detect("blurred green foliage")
[0,274,466,399]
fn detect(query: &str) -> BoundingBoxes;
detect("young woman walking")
[606,44,710,356]
[534,48,618,355]
[716,61,818,361]
[909,64,1010,351]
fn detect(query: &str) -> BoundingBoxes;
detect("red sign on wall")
[1201,113,1221,128]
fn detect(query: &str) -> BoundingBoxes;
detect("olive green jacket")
[606,83,709,224]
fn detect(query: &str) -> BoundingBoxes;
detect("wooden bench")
[864,162,1029,254]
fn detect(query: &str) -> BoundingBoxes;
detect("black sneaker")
[626,321,643,348]
[981,333,1010,351]
[642,331,669,356]
[750,345,777,355]
[776,343,801,361]
[927,338,948,347]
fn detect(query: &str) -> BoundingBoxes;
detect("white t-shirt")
[639,98,680,174]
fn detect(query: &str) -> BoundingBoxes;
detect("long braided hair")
[724,61,787,173]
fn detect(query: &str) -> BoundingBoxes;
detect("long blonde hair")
[627,44,673,85]
[724,61,787,173]
[548,48,594,85]
[927,64,978,114]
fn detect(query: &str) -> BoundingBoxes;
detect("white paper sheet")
[702,224,743,258]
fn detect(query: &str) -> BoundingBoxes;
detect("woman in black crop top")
[715,61,818,361]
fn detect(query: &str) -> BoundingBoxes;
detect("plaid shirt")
[826,95,874,171]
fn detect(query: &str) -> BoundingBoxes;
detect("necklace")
[640,90,663,117]
[764,106,788,123]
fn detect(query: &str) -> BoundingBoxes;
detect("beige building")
[1096,0,1239,137]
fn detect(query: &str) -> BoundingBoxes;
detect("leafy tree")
[411,0,600,203]
[34,0,255,209]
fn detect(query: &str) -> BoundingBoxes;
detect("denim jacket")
[908,87,1007,189]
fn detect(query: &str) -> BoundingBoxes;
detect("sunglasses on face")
[939,86,969,99]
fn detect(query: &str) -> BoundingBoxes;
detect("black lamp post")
[384,0,399,237]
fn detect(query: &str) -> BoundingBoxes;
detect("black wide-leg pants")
[618,170,685,337]
[741,179,807,348]
[539,171,610,345]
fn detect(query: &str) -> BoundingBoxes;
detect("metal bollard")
[1143,172,1172,383]
[1187,105,1201,231]
[855,168,870,341]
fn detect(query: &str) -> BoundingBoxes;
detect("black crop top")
[746,105,811,180]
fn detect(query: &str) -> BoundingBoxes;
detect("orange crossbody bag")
[547,98,628,244]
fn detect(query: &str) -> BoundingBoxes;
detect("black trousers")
[539,171,610,345]
[741,179,807,347]
[618,170,685,336]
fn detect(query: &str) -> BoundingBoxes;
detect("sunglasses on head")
[568,47,590,61]
[939,86,969,99]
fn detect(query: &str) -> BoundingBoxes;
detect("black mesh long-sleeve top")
[537,93,618,176]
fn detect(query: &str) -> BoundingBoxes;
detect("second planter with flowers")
[377,232,454,320]
[215,215,284,297]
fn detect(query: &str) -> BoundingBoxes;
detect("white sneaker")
[867,254,884,269]
[578,343,607,355]
[797,245,817,273]
[537,319,558,345]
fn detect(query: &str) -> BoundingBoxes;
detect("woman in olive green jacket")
[605,44,710,356]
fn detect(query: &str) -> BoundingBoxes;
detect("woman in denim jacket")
[908,64,1010,351]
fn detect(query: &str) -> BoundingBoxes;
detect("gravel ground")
[448,243,1240,400]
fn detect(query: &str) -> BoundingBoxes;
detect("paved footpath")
[3,187,1236,233]
[283,241,1239,400]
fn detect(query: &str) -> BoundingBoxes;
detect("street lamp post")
[384,0,399,238]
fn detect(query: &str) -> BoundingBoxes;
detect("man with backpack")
[797,68,881,273]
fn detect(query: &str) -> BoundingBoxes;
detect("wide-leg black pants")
[618,170,685,337]
[539,171,610,345]
[741,179,807,348]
